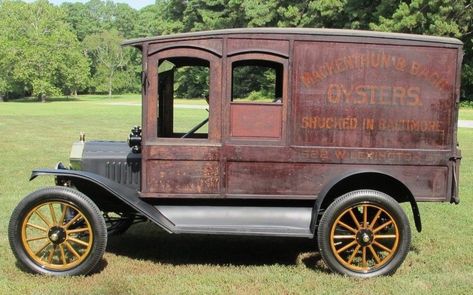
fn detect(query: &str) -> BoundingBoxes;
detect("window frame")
[224,53,288,144]
[145,48,222,144]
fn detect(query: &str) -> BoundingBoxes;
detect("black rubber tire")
[8,186,107,276]
[317,190,411,278]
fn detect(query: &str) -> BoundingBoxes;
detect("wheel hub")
[356,229,373,246]
[48,226,66,244]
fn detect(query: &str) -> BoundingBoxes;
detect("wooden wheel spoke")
[67,227,90,234]
[59,204,69,225]
[68,237,90,247]
[348,209,361,229]
[368,245,381,264]
[374,234,397,239]
[27,222,48,232]
[26,235,48,242]
[34,210,51,227]
[64,213,83,229]
[336,221,357,234]
[347,245,361,265]
[336,240,358,254]
[47,245,56,263]
[64,241,80,258]
[362,247,367,268]
[49,203,57,225]
[34,240,52,256]
[333,235,356,240]
[369,209,382,230]
[373,220,393,233]
[363,205,368,228]
[59,244,67,265]
[373,241,392,253]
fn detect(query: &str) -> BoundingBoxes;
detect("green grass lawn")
[1,96,473,294]
[459,108,473,120]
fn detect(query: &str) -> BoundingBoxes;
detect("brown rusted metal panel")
[226,162,448,201]
[147,160,220,194]
[230,103,282,138]
[293,41,457,149]
[145,145,220,161]
[227,38,289,57]
[148,38,223,57]
[224,145,450,166]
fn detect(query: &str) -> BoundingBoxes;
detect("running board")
[155,205,314,238]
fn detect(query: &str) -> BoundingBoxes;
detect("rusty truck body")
[9,28,463,277]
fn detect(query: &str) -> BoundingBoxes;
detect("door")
[223,52,296,198]
[141,47,223,198]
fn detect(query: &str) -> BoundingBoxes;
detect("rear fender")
[311,170,422,233]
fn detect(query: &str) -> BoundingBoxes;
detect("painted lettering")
[363,118,375,130]
[378,119,442,132]
[326,84,423,107]
[302,116,358,130]
[300,50,450,92]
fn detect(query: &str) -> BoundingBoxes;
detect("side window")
[232,60,283,103]
[229,58,285,139]
[157,57,210,139]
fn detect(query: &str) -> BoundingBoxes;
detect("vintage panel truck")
[8,28,463,277]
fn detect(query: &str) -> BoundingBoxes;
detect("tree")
[62,0,138,40]
[84,30,129,97]
[370,0,473,100]
[0,0,90,101]
[160,0,472,100]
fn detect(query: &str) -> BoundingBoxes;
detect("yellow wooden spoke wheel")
[317,190,411,278]
[9,187,107,276]
[21,201,93,271]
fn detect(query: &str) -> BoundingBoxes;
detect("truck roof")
[123,27,463,48]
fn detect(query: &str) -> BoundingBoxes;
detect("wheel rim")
[20,201,94,271]
[329,202,400,273]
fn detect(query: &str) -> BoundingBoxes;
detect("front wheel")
[317,190,411,277]
[8,187,107,276]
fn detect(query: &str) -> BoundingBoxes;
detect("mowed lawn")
[459,108,473,120]
[1,95,473,294]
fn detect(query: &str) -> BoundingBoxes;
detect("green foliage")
[369,0,473,100]
[174,66,210,99]
[0,0,89,100]
[149,0,472,100]
[232,66,276,100]
[0,0,471,100]
[61,0,139,40]
[246,90,272,101]
[83,30,131,96]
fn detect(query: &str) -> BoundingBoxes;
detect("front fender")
[31,168,175,233]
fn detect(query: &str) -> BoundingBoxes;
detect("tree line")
[0,0,471,101]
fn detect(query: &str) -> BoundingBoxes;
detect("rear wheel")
[317,190,411,277]
[8,187,107,276]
